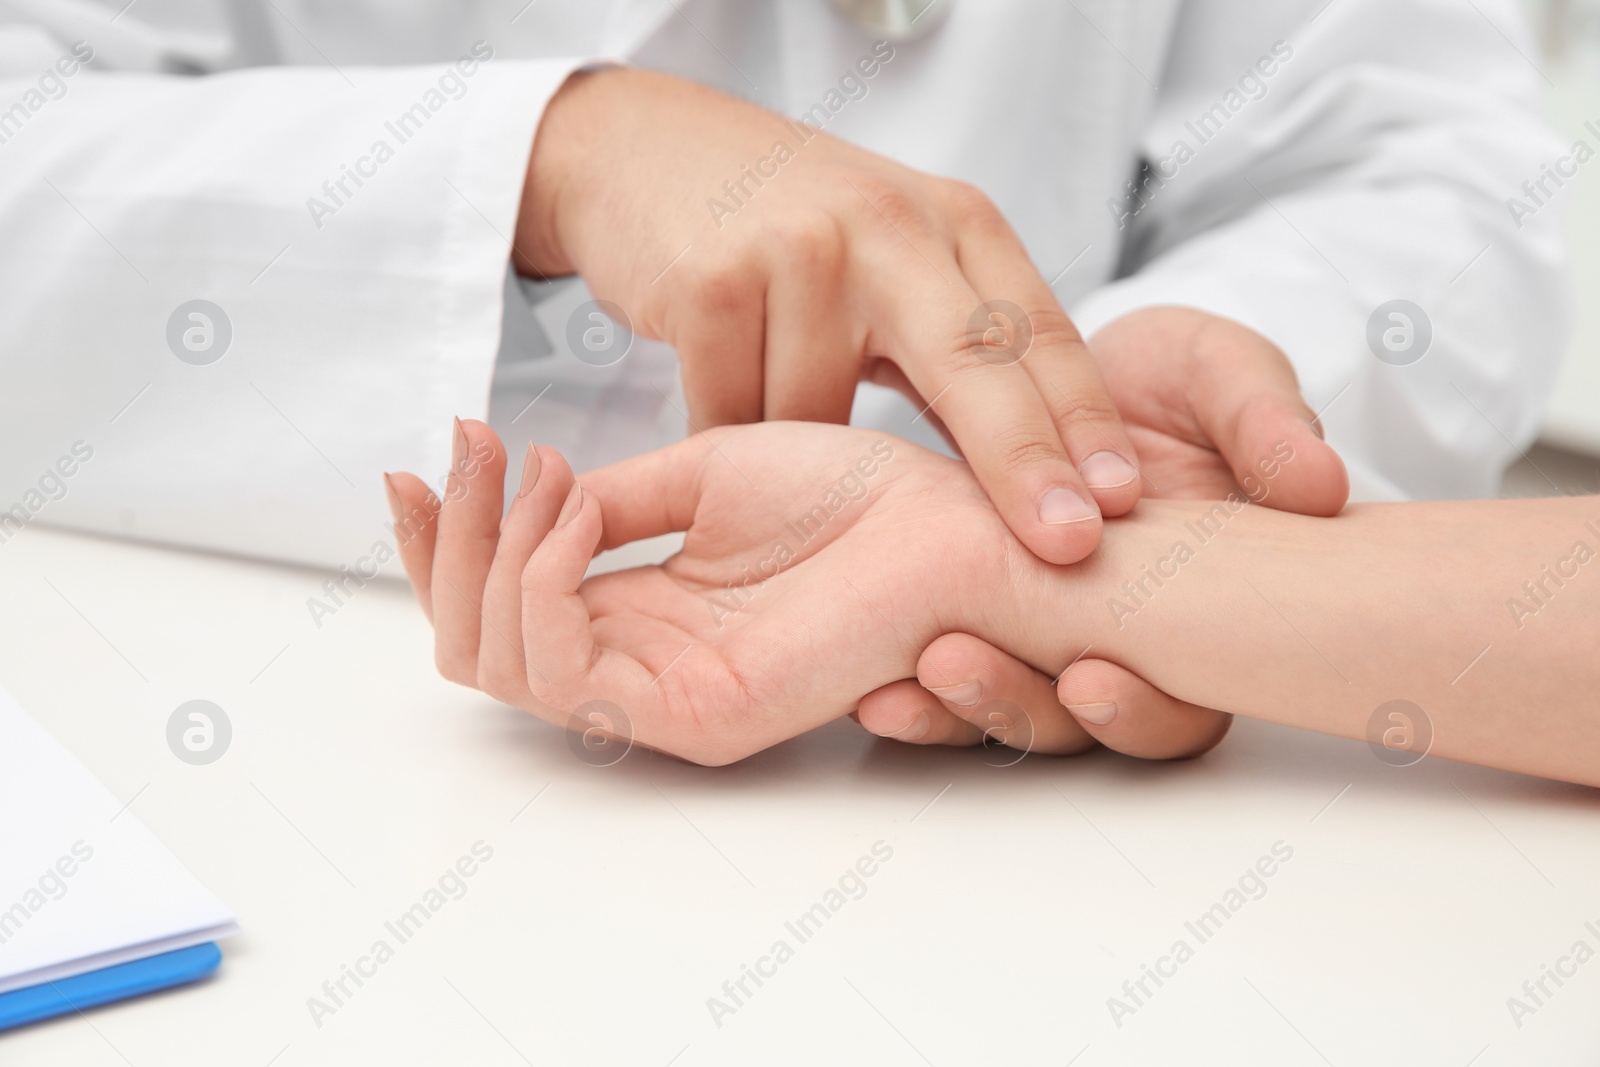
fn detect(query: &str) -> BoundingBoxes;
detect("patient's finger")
[917,633,1097,755]
[431,419,508,688]
[521,484,603,699]
[1057,658,1232,759]
[385,471,441,622]
[578,434,711,548]
[521,484,715,758]
[477,443,575,705]
[856,679,986,746]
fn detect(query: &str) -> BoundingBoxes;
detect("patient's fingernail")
[1069,702,1118,725]
[1038,487,1097,525]
[899,712,930,741]
[1080,451,1138,490]
[451,417,468,471]
[516,443,542,498]
[929,680,982,707]
[382,473,402,522]
[554,484,584,528]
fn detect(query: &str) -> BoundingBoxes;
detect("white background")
[1526,0,1600,453]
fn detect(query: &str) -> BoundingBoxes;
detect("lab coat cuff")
[421,55,602,473]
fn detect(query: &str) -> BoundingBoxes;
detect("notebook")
[0,684,239,1028]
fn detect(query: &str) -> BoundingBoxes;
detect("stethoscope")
[828,0,952,40]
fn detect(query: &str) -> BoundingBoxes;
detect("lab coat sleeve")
[1068,0,1571,501]
[0,25,591,568]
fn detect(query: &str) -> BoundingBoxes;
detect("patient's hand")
[386,419,1036,765]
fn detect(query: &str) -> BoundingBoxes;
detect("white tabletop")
[2,524,1598,1066]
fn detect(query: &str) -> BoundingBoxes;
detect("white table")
[2,524,1598,1066]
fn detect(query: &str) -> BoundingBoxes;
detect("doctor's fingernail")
[929,680,982,707]
[382,473,402,522]
[1068,702,1118,725]
[1080,451,1138,489]
[554,485,585,529]
[516,443,542,498]
[451,417,467,470]
[1038,487,1097,525]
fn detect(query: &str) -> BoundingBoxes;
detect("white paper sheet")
[0,684,238,995]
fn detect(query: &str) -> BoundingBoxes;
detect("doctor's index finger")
[866,247,1117,565]
[949,196,1143,521]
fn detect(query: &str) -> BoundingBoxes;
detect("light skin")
[386,420,1600,786]
[394,301,1354,768]
[389,418,1030,766]
[513,63,1352,754]
[1059,494,1600,788]
[856,305,1350,755]
[385,300,1329,769]
[515,65,1146,568]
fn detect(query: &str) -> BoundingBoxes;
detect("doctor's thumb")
[1224,395,1349,519]
[1057,658,1232,761]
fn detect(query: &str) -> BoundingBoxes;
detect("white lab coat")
[0,0,1569,570]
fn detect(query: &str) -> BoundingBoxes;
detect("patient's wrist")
[1013,499,1272,679]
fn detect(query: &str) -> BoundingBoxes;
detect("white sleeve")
[1069,0,1570,501]
[0,14,590,568]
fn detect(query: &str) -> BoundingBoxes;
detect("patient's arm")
[1011,497,1600,786]
[391,420,1600,782]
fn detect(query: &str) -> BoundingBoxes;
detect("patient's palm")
[570,424,1014,762]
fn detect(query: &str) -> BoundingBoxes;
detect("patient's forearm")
[1019,497,1600,784]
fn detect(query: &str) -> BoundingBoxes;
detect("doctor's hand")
[514,66,1141,567]
[855,307,1348,756]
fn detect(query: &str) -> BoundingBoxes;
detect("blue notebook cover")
[0,942,222,1032]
